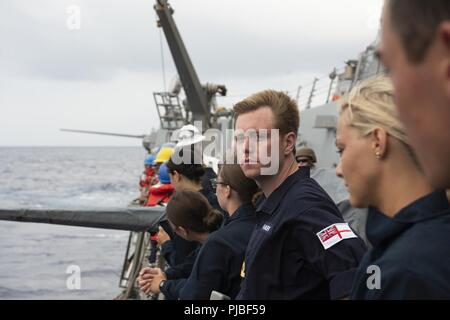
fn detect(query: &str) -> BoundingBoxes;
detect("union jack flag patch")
[316,223,357,250]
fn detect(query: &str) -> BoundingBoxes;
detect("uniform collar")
[393,190,450,223]
[256,167,310,215]
[226,202,255,225]
[367,190,450,247]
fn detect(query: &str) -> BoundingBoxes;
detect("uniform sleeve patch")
[316,223,357,250]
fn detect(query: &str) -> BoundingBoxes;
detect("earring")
[375,151,381,159]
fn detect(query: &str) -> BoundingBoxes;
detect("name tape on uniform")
[316,223,357,250]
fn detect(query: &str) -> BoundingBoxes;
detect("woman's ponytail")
[203,209,223,233]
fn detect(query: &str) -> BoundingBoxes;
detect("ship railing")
[0,206,166,231]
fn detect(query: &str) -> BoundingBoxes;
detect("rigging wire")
[159,26,167,92]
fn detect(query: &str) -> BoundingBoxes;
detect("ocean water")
[0,147,147,299]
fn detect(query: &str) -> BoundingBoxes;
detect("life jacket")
[139,168,157,189]
[145,183,174,206]
[145,167,156,177]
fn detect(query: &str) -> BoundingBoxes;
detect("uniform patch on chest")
[316,223,357,249]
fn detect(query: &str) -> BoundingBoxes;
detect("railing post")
[296,85,302,105]
[306,78,318,109]
[326,68,337,103]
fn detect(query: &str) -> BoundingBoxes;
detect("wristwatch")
[159,280,166,292]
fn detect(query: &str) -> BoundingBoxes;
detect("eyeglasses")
[210,178,228,190]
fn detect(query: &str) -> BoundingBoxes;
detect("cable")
[159,27,167,92]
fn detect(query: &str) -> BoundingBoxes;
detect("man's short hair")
[387,0,450,63]
[233,89,300,135]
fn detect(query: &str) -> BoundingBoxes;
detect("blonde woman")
[335,76,450,299]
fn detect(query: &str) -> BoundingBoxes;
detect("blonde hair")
[339,76,408,143]
[339,75,419,164]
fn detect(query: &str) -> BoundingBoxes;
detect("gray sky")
[0,0,383,146]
